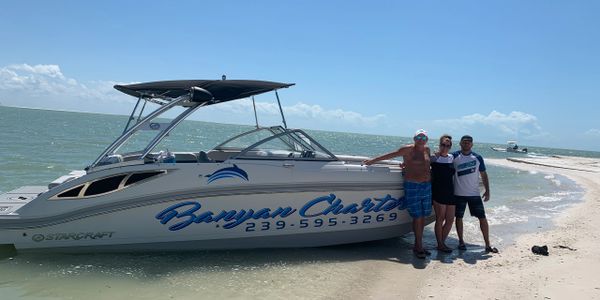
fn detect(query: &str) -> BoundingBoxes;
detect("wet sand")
[364,155,600,300]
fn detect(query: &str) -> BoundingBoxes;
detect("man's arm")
[480,171,490,201]
[364,145,411,165]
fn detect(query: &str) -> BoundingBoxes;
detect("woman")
[430,134,455,253]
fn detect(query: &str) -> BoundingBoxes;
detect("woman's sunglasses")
[440,143,452,148]
[414,135,428,141]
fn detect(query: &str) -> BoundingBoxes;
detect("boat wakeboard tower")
[90,79,295,170]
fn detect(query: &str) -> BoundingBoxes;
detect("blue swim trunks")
[403,181,432,218]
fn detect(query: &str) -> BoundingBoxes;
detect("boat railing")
[89,94,192,169]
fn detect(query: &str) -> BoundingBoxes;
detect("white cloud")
[584,129,600,137]
[431,110,546,141]
[0,64,130,108]
[286,102,385,125]
[0,63,385,132]
[210,100,385,127]
[8,64,65,79]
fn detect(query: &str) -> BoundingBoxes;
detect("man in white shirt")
[452,135,498,253]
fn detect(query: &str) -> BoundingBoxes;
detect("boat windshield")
[214,127,287,150]
[214,127,337,161]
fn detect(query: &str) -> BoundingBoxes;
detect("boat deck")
[0,186,46,216]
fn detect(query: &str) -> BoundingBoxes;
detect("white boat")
[491,141,528,153]
[0,79,419,253]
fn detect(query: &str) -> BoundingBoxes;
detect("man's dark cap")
[461,135,473,141]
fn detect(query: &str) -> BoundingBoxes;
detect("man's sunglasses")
[414,135,428,141]
[440,143,452,148]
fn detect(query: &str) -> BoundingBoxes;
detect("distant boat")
[491,141,528,153]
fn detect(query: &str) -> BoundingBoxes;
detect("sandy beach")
[364,155,600,300]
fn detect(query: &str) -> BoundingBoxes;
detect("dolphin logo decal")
[205,164,249,184]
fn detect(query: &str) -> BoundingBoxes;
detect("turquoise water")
[1,106,596,192]
[0,106,595,299]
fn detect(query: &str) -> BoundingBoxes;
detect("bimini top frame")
[89,79,294,170]
[114,80,294,104]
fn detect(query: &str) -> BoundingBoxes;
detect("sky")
[0,1,599,151]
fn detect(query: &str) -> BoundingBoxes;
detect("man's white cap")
[414,129,428,137]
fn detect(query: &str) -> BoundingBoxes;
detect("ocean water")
[0,106,595,299]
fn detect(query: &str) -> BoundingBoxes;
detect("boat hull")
[490,147,527,153]
[1,189,423,252]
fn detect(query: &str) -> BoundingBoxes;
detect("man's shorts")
[454,195,486,219]
[403,181,432,218]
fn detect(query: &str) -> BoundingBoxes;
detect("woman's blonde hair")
[439,134,452,144]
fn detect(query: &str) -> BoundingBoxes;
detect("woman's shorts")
[433,192,455,205]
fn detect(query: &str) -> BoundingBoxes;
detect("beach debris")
[485,246,499,253]
[531,245,549,256]
[554,245,577,251]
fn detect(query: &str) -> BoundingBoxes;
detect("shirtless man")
[364,129,432,258]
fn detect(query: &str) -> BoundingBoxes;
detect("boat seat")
[197,151,214,163]
[174,152,198,163]
[206,150,240,162]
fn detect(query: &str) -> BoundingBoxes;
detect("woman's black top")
[431,154,455,205]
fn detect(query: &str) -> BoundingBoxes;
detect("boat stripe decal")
[0,182,403,230]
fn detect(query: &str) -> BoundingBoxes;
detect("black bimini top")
[114,80,294,105]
